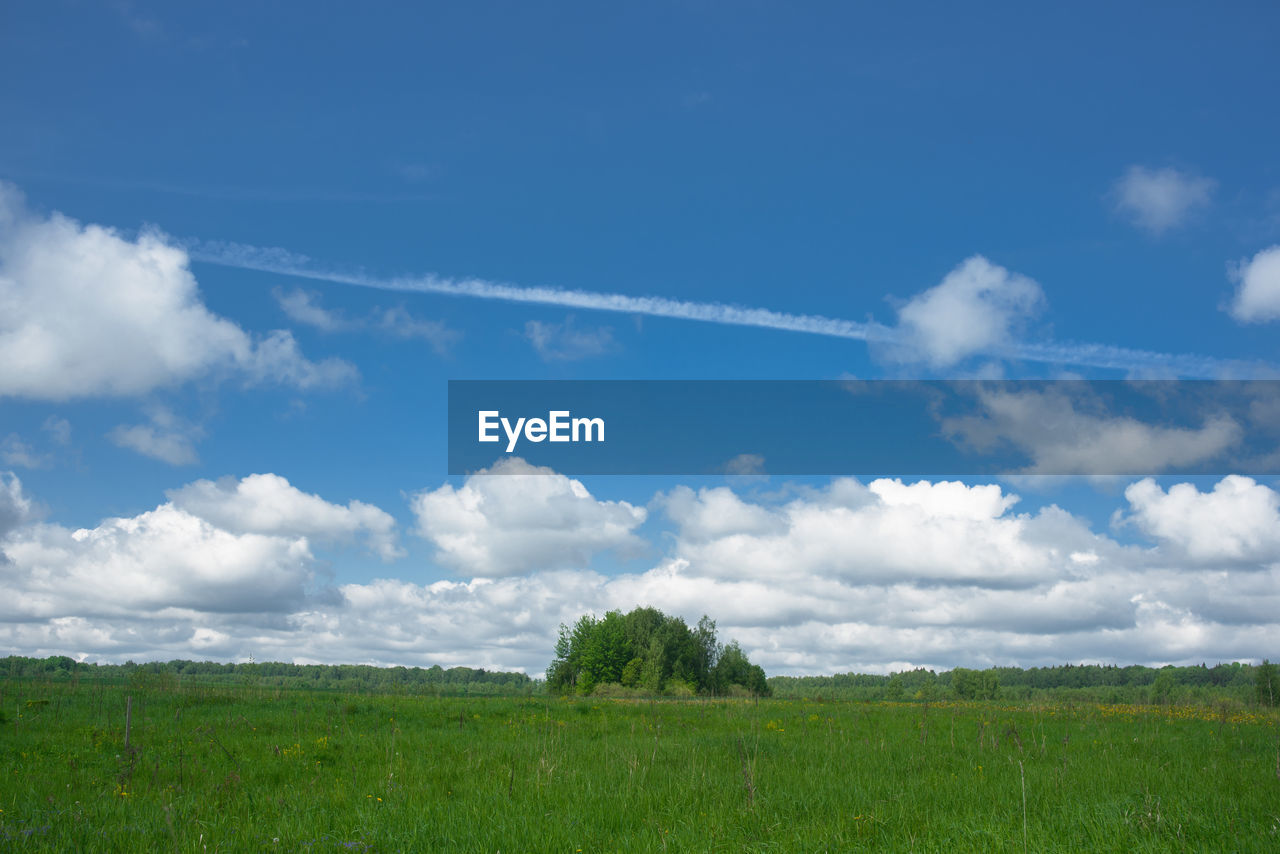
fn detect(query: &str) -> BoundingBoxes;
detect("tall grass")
[1,678,1277,851]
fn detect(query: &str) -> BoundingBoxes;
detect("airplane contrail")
[187,239,1278,380]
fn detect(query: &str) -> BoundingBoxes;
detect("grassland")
[1,678,1277,851]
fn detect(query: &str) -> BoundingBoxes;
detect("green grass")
[1,679,1278,851]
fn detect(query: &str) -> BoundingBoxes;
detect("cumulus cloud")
[0,183,355,400]
[1112,165,1215,234]
[1227,246,1280,323]
[942,386,1242,474]
[0,470,398,626]
[167,472,403,560]
[662,478,1085,588]
[1121,476,1280,564]
[109,406,204,465]
[890,256,1044,368]
[409,457,647,576]
[1,505,317,618]
[660,485,786,542]
[275,288,460,354]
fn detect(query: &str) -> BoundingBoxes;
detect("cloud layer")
[3,465,1278,675]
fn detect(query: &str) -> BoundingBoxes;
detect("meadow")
[1,678,1277,851]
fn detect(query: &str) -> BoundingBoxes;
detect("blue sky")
[2,2,1279,676]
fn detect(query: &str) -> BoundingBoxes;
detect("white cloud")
[524,316,615,361]
[1,505,317,618]
[0,183,355,400]
[660,485,786,542]
[942,386,1242,474]
[375,306,460,353]
[167,472,403,561]
[891,256,1044,368]
[108,406,204,466]
[1227,245,1280,323]
[1121,475,1280,564]
[2,468,1279,674]
[276,287,344,331]
[1113,165,1215,234]
[664,477,1083,588]
[409,457,647,576]
[275,288,460,354]
[0,471,34,539]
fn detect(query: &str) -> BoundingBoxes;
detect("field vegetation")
[2,670,1278,851]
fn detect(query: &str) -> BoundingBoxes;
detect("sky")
[2,1,1279,677]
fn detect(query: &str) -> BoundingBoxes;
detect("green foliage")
[1150,670,1178,705]
[1256,659,1279,707]
[547,607,769,696]
[950,667,999,700]
[714,642,768,697]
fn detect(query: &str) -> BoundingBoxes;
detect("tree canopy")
[546,607,769,697]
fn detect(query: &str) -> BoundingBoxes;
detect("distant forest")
[772,661,1279,706]
[0,655,535,695]
[2,655,1276,707]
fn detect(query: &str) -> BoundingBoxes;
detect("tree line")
[770,660,1280,706]
[0,655,535,695]
[546,607,769,697]
[6,652,1275,707]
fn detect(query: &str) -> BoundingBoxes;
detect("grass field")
[1,679,1277,851]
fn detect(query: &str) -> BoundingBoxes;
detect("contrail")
[187,239,1278,380]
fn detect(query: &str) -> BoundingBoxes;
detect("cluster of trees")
[769,660,1280,705]
[0,656,535,695]
[546,607,769,697]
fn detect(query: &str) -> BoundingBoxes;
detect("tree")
[1150,670,1177,705]
[546,607,767,696]
[715,642,770,696]
[577,610,631,694]
[1256,659,1278,707]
